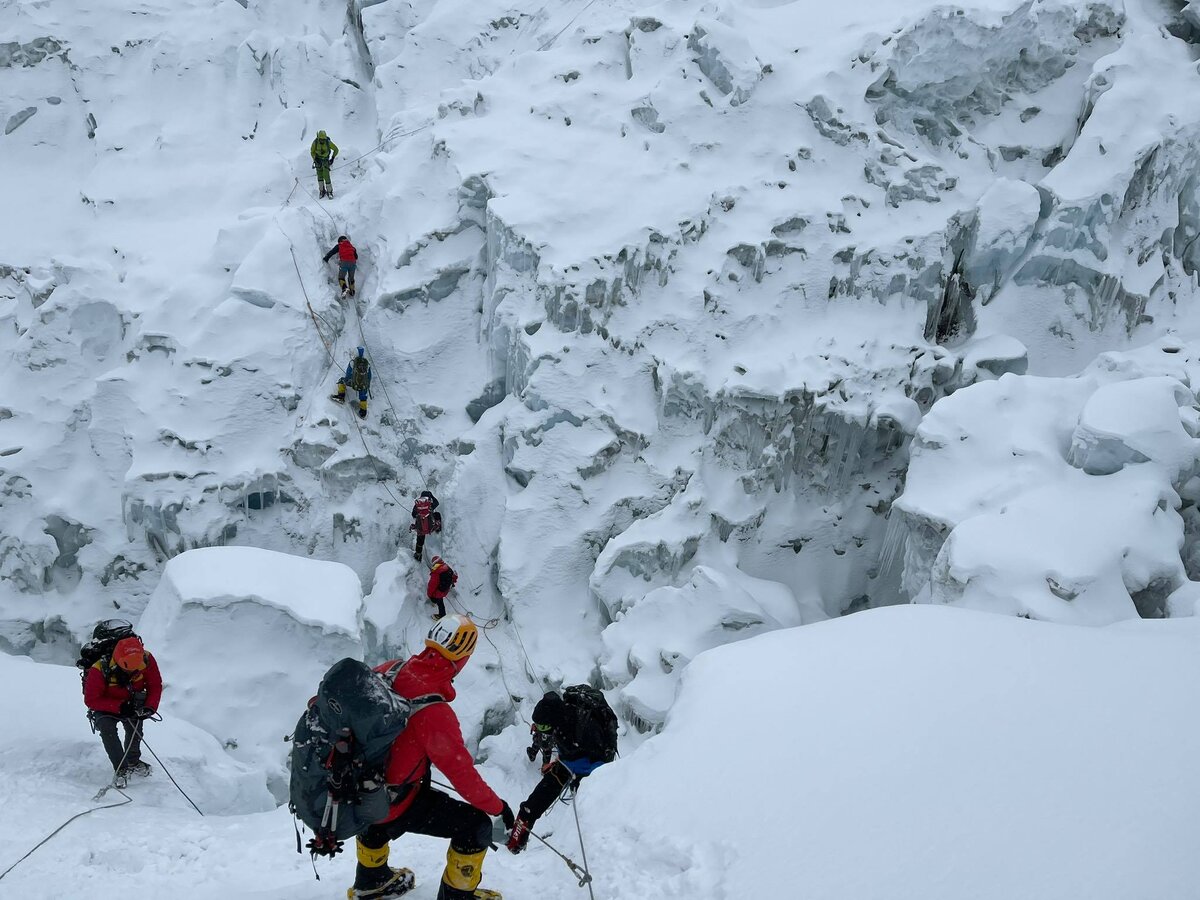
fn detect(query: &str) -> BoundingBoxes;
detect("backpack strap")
[379,660,406,683]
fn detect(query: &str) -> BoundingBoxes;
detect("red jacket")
[373,649,502,821]
[427,564,457,600]
[338,240,357,262]
[83,653,163,715]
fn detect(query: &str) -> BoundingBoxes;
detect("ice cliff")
[3,0,1200,732]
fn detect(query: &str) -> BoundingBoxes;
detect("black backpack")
[562,684,619,763]
[289,658,441,856]
[76,619,135,677]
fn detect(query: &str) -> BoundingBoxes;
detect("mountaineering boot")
[348,285,356,297]
[331,392,345,403]
[358,402,368,419]
[319,187,328,199]
[111,771,128,789]
[349,840,415,899]
[436,848,500,900]
[435,887,501,900]
[346,869,415,899]
[122,760,152,778]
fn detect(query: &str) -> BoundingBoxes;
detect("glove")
[409,522,416,531]
[312,160,317,168]
[138,707,156,720]
[499,801,516,830]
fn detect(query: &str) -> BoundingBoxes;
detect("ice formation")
[4,0,1200,892]
[137,547,364,793]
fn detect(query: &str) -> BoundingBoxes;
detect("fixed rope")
[1,716,146,883]
[0,789,132,883]
[329,120,435,173]
[538,0,601,51]
[428,778,594,892]
[141,737,205,817]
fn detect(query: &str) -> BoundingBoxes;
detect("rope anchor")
[530,830,593,890]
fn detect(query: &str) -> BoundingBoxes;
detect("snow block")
[137,547,364,795]
[1066,377,1200,478]
[600,564,811,732]
[896,353,1200,622]
[687,20,764,107]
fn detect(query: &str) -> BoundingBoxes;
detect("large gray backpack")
[289,658,441,856]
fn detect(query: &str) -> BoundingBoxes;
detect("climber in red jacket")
[83,636,162,784]
[347,614,514,900]
[426,556,458,619]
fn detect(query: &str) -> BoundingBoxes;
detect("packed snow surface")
[4,606,1199,899]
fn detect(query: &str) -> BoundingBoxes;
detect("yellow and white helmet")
[425,613,478,661]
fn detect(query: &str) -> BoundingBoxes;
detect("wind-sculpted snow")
[137,547,364,796]
[2,0,1200,865]
[599,563,818,732]
[895,340,1200,622]
[3,0,1200,893]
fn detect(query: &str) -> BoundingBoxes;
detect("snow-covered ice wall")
[4,0,1200,731]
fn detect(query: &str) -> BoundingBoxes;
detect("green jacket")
[310,135,339,163]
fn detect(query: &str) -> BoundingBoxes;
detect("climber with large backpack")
[332,346,372,419]
[310,129,339,198]
[506,685,618,854]
[426,556,458,619]
[410,490,442,561]
[78,620,162,786]
[323,234,358,297]
[289,615,514,900]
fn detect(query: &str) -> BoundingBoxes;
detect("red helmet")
[112,637,147,672]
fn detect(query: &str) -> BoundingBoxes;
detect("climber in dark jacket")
[507,688,618,854]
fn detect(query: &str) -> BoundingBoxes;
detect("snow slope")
[4,0,1200,895]
[3,605,1198,900]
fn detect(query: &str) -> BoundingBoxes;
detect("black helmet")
[338,234,348,242]
[532,691,566,729]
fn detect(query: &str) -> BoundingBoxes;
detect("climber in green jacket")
[310,130,339,198]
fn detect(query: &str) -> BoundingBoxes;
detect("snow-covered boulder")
[137,547,364,795]
[599,564,819,731]
[895,344,1200,622]
[1066,376,1200,477]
